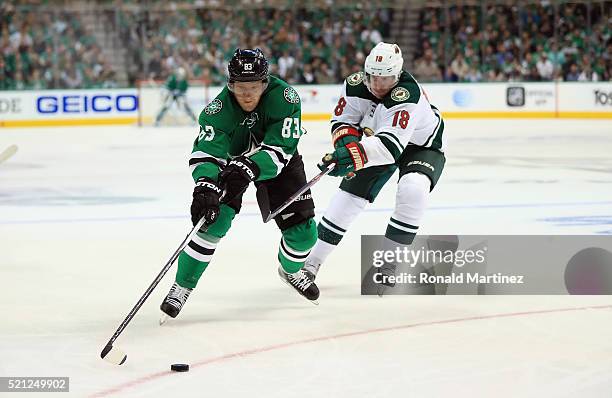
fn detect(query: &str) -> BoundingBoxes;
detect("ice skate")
[160,282,192,324]
[376,263,397,297]
[278,267,320,305]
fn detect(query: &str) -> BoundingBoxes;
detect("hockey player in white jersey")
[304,42,447,286]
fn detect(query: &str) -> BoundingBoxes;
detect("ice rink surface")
[1,119,612,397]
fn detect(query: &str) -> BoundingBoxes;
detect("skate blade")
[279,275,319,306]
[159,314,169,325]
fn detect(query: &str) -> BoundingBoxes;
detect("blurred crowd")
[113,3,391,86]
[0,2,118,90]
[1,1,609,90]
[413,2,611,82]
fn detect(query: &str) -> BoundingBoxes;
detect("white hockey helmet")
[364,42,403,78]
[176,67,186,79]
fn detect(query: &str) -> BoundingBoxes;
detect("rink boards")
[0,81,610,127]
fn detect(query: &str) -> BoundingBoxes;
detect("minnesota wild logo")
[204,99,222,115]
[283,87,300,104]
[391,87,410,102]
[347,71,364,86]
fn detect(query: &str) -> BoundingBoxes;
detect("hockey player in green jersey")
[160,49,319,319]
[154,67,198,126]
[304,42,447,287]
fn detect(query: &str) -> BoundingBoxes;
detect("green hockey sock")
[175,205,236,289]
[278,218,317,274]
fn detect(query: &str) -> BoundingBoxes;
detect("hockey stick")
[263,163,335,223]
[100,216,208,365]
[0,145,18,164]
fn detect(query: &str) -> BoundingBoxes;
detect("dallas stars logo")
[283,87,300,104]
[391,87,410,102]
[204,99,223,115]
[347,71,364,86]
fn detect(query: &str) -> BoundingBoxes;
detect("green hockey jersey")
[189,75,303,182]
[165,74,189,93]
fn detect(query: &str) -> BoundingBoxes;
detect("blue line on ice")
[1,201,612,225]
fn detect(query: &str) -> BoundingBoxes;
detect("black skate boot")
[160,282,192,324]
[278,267,320,304]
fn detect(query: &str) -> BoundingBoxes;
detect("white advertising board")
[1,82,610,128]
[421,83,556,115]
[557,82,612,114]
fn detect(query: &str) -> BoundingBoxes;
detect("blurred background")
[1,3,611,396]
[0,0,609,91]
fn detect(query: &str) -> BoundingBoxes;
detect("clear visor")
[364,73,399,92]
[228,80,268,96]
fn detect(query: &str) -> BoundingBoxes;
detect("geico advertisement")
[0,89,139,120]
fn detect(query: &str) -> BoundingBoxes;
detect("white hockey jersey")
[330,71,446,168]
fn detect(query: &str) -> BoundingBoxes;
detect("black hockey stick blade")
[264,163,335,223]
[256,185,271,223]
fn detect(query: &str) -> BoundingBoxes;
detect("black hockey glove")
[218,156,260,202]
[191,177,222,226]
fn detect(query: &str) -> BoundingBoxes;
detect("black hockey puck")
[171,363,189,372]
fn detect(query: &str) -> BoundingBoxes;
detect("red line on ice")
[90,304,612,397]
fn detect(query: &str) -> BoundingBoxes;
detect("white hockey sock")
[305,190,367,273]
[386,173,430,245]
[305,239,336,271]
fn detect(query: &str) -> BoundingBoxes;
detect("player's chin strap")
[262,163,335,223]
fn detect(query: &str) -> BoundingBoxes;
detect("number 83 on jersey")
[281,117,303,138]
